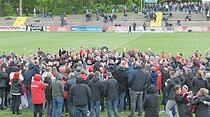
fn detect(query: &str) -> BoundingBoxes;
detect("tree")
[19,0,22,16]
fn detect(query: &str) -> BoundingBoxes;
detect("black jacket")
[65,77,76,98]
[0,71,8,88]
[6,65,19,75]
[160,67,170,89]
[143,85,159,117]
[23,63,39,90]
[88,78,103,101]
[190,95,210,117]
[128,68,147,92]
[115,67,128,94]
[43,77,52,101]
[175,93,192,117]
[70,78,91,107]
[167,77,181,100]
[103,78,118,100]
[192,77,210,95]
[11,79,22,95]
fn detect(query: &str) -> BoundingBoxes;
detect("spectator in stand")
[143,22,146,31]
[133,22,136,32]
[33,8,36,17]
[31,74,47,117]
[103,72,119,117]
[26,8,29,16]
[16,8,19,16]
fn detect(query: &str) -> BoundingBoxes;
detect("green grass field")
[0,32,210,57]
[0,32,208,117]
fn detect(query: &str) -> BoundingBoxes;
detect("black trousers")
[34,104,43,117]
[12,95,21,113]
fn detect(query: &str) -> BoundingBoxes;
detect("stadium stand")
[150,12,163,27]
[13,17,28,27]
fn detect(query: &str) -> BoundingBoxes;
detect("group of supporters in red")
[0,47,210,117]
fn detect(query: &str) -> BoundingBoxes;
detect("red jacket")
[31,74,46,104]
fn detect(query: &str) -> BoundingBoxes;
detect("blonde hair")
[197,70,205,79]
[199,88,209,96]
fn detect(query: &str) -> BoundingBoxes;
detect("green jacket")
[51,79,64,99]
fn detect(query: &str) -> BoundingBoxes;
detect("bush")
[118,4,125,12]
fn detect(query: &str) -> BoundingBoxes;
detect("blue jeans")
[90,100,100,117]
[68,98,74,117]
[106,99,118,117]
[26,89,32,109]
[74,105,88,117]
[118,91,126,112]
[52,97,63,117]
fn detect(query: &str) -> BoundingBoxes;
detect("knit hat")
[13,72,20,80]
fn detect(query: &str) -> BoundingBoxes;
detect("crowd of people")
[143,2,210,26]
[0,47,210,117]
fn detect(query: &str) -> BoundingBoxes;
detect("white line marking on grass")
[114,33,144,50]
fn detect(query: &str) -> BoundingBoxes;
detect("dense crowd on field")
[0,47,210,117]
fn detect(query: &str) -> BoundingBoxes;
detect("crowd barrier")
[46,26,70,32]
[1,25,210,32]
[173,26,210,32]
[0,26,25,31]
[71,26,103,32]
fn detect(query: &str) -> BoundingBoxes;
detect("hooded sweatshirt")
[31,74,46,104]
[51,74,64,99]
[143,85,159,117]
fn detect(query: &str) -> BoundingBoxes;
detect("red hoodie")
[31,74,46,104]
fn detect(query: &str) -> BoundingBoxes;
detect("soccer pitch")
[0,32,210,58]
[0,32,207,116]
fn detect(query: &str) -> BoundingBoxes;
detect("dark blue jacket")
[128,68,147,92]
